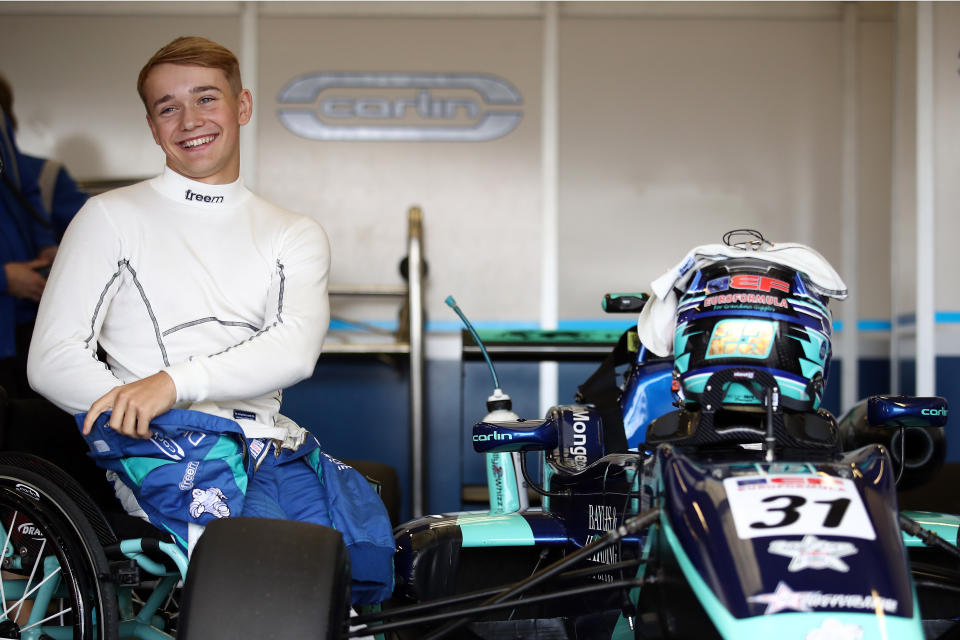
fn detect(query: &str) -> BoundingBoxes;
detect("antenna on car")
[446,295,528,513]
[444,295,517,414]
[445,296,502,392]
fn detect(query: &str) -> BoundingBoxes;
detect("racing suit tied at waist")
[186,400,303,442]
[77,407,395,604]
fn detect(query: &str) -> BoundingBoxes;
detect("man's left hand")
[83,372,177,438]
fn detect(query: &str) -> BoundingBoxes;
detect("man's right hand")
[4,258,52,302]
[82,371,178,438]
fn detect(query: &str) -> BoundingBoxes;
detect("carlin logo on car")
[14,483,40,501]
[277,72,523,142]
[768,535,857,572]
[473,431,514,442]
[748,581,897,615]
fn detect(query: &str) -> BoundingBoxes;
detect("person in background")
[26,36,394,605]
[0,85,120,525]
[0,102,55,398]
[0,74,88,240]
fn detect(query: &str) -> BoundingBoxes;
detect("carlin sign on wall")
[276,72,523,142]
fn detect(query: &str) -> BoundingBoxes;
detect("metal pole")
[539,0,559,416]
[407,206,426,517]
[840,2,859,413]
[915,2,936,396]
[889,2,903,394]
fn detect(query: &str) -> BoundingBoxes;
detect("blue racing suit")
[81,408,395,605]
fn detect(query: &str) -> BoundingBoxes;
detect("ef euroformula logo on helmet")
[276,72,523,142]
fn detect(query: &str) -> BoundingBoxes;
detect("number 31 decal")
[723,477,876,541]
[750,496,850,529]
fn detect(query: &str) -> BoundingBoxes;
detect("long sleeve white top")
[27,168,330,433]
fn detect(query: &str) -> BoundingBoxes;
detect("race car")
[2,237,958,639]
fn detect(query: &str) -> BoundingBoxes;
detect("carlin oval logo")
[277,72,523,142]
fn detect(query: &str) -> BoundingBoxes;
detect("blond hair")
[137,36,242,109]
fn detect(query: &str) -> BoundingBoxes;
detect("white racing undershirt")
[28,168,331,437]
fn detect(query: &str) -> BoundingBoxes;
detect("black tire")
[0,463,118,640]
[178,517,351,640]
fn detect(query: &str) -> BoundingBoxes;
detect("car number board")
[722,475,876,541]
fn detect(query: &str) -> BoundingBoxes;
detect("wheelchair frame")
[1,451,353,640]
[0,452,187,640]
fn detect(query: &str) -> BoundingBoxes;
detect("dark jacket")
[0,107,56,358]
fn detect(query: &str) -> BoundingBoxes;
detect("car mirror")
[866,395,949,428]
[472,418,559,453]
[602,293,648,314]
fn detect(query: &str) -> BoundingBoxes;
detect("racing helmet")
[673,258,832,412]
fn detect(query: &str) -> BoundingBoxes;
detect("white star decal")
[748,581,817,615]
[768,535,857,572]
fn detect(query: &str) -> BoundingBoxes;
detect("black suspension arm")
[348,577,646,637]
[419,507,660,640]
[352,556,645,625]
[900,513,960,561]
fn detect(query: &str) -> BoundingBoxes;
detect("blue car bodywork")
[388,343,955,640]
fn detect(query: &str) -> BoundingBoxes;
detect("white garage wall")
[856,20,895,324]
[256,15,544,325]
[933,3,960,314]
[559,15,851,319]
[0,7,241,180]
[888,1,960,395]
[0,1,902,345]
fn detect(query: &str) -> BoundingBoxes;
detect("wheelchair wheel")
[178,517,351,639]
[0,464,118,640]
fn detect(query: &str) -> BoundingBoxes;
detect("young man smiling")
[142,59,249,186]
[27,36,394,604]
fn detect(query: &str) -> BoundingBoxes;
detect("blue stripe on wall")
[894,312,960,326]
[332,317,912,333]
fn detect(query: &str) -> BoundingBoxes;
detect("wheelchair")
[0,390,357,640]
[0,449,180,640]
